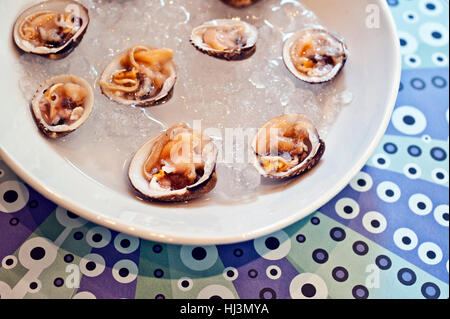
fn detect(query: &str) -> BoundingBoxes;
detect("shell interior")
[191,19,258,55]
[129,125,218,201]
[252,114,324,179]
[99,46,177,107]
[31,74,94,137]
[13,0,89,56]
[283,27,348,83]
[220,0,260,8]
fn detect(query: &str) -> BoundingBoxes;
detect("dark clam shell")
[128,124,219,202]
[30,74,94,139]
[190,19,258,61]
[220,0,261,8]
[283,28,348,84]
[13,0,89,59]
[252,114,325,179]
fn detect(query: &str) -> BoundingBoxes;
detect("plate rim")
[0,0,401,245]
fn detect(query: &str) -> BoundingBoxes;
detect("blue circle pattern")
[384,142,398,154]
[387,0,399,6]
[385,69,448,140]
[376,255,392,270]
[398,268,417,286]
[391,0,449,69]
[320,162,448,283]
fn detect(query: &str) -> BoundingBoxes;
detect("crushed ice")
[16,0,352,202]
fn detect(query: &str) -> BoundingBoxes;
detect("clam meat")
[128,123,218,202]
[31,74,94,138]
[283,28,348,83]
[99,45,177,106]
[13,0,89,60]
[252,114,325,179]
[191,19,258,60]
[220,0,261,8]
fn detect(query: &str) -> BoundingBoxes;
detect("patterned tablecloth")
[0,0,448,300]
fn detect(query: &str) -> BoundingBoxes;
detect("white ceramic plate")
[0,0,400,245]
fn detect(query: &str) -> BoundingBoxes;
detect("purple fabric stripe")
[0,185,56,259]
[77,230,140,299]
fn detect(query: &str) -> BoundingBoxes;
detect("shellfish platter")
[0,0,400,244]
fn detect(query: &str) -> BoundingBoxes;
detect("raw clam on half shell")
[99,45,177,107]
[252,114,325,179]
[283,28,348,83]
[128,123,218,202]
[13,0,89,60]
[31,74,94,139]
[191,19,258,60]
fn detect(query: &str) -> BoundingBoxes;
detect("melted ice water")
[16,0,352,203]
